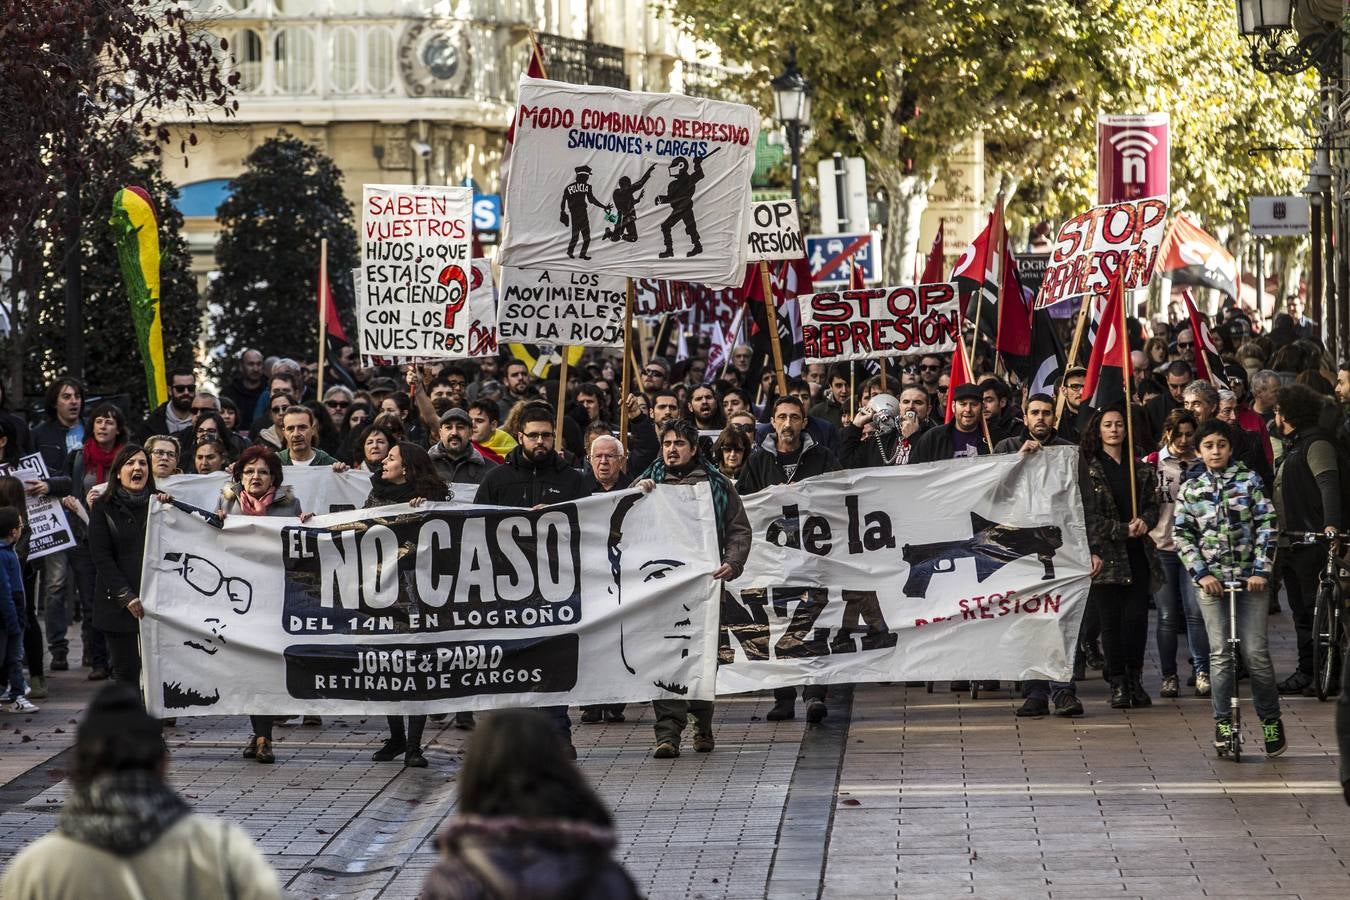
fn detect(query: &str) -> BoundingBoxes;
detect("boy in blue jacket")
[1174,420,1281,757]
[0,506,37,713]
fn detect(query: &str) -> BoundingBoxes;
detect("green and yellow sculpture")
[110,186,168,408]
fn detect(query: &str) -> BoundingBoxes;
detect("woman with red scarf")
[213,446,312,764]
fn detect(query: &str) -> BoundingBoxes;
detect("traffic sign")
[472,194,501,232]
[805,232,881,285]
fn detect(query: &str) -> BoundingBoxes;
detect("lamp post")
[1236,0,1345,355]
[771,50,811,205]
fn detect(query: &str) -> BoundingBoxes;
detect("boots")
[1109,676,1131,709]
[1127,669,1152,708]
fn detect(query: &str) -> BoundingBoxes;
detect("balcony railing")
[534,32,628,89]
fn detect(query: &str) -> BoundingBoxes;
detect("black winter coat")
[88,491,150,634]
[909,421,990,464]
[474,447,591,508]
[736,432,840,494]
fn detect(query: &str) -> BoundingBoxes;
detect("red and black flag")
[1080,276,1130,413]
[1182,290,1228,387]
[1025,307,1066,400]
[1156,213,1238,300]
[951,199,1032,373]
[920,219,945,285]
[740,258,812,386]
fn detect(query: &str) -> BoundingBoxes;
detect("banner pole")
[619,278,635,450]
[1118,277,1138,517]
[317,237,329,401]
[759,261,789,397]
[555,349,569,446]
[849,362,856,418]
[1054,295,1092,425]
[956,334,993,454]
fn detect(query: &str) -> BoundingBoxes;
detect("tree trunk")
[879,170,934,285]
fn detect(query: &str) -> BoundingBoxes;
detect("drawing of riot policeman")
[603,163,656,243]
[656,151,716,258]
[559,165,612,260]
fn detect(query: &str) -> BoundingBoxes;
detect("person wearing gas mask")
[841,386,935,468]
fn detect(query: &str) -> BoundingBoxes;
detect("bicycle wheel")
[1313,585,1337,701]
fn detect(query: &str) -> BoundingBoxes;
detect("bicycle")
[1282,530,1348,701]
[1215,580,1245,761]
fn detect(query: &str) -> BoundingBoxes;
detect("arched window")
[234,28,264,93]
[330,27,359,93]
[274,27,317,94]
[367,26,396,93]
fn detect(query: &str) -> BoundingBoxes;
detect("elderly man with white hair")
[578,432,634,726]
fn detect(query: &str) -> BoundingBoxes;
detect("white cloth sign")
[139,487,722,716]
[798,282,961,364]
[359,185,484,359]
[498,267,627,348]
[354,259,497,365]
[160,469,482,517]
[1,454,74,560]
[1034,196,1168,308]
[499,77,759,286]
[717,448,1091,692]
[747,200,804,262]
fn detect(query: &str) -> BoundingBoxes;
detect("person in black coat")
[909,383,991,464]
[87,445,156,684]
[473,406,590,756]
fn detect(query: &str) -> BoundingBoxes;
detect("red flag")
[1182,290,1227,386]
[1156,213,1238,299]
[995,237,1032,358]
[945,333,973,424]
[848,257,865,291]
[1080,277,1130,411]
[920,220,945,284]
[318,269,348,345]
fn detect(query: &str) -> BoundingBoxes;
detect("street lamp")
[1235,0,1341,76]
[771,49,811,205]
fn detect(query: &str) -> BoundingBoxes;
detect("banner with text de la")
[718,447,1091,693]
[1034,196,1168,308]
[747,199,804,262]
[498,267,627,348]
[141,487,722,717]
[360,184,477,359]
[499,77,760,287]
[798,282,961,364]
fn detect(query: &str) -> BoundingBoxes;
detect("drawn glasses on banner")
[166,551,254,615]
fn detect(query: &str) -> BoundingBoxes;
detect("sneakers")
[1052,691,1084,717]
[1160,675,1179,698]
[765,700,795,721]
[693,732,715,753]
[1263,718,1287,757]
[1195,672,1211,697]
[1214,718,1234,752]
[805,700,828,724]
[1016,697,1049,717]
[652,741,679,758]
[1277,671,1311,695]
[8,697,38,713]
[371,738,407,762]
[26,677,47,700]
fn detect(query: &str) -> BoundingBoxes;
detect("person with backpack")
[1269,384,1344,696]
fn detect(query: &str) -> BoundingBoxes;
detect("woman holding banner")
[1079,408,1162,710]
[88,446,157,687]
[364,442,451,768]
[216,445,311,765]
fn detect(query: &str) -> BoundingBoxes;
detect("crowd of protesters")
[2,295,1350,895]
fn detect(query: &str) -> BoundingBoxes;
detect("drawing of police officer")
[559,164,612,260]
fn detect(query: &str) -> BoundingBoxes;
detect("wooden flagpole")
[554,352,569,446]
[955,331,993,454]
[1118,275,1138,517]
[759,261,788,397]
[317,237,329,400]
[618,278,635,449]
[1054,295,1093,426]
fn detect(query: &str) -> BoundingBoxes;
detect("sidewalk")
[0,611,1347,899]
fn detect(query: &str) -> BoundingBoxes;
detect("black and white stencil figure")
[656,151,715,258]
[183,617,228,656]
[559,164,612,260]
[603,163,656,243]
[165,551,254,615]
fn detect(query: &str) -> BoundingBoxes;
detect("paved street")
[1,610,1347,899]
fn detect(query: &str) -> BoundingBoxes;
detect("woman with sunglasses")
[713,425,752,480]
[253,393,293,451]
[215,446,312,764]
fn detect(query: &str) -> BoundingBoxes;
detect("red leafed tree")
[0,0,236,401]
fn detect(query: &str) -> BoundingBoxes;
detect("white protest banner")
[359,184,485,359]
[140,487,721,716]
[498,267,627,348]
[798,281,961,364]
[354,258,497,365]
[0,454,75,560]
[746,199,804,262]
[1034,195,1168,308]
[717,447,1091,692]
[499,77,759,286]
[160,469,481,517]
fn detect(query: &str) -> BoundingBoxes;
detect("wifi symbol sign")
[1108,128,1160,185]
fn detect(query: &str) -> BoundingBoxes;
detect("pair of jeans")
[1,626,24,698]
[42,552,71,660]
[1278,545,1321,676]
[1094,581,1150,681]
[1154,550,1210,677]
[1197,588,1281,722]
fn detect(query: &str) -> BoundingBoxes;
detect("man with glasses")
[322,386,354,421]
[1173,327,1196,365]
[640,358,670,394]
[136,368,197,444]
[1056,366,1088,443]
[918,355,945,390]
[475,406,591,757]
